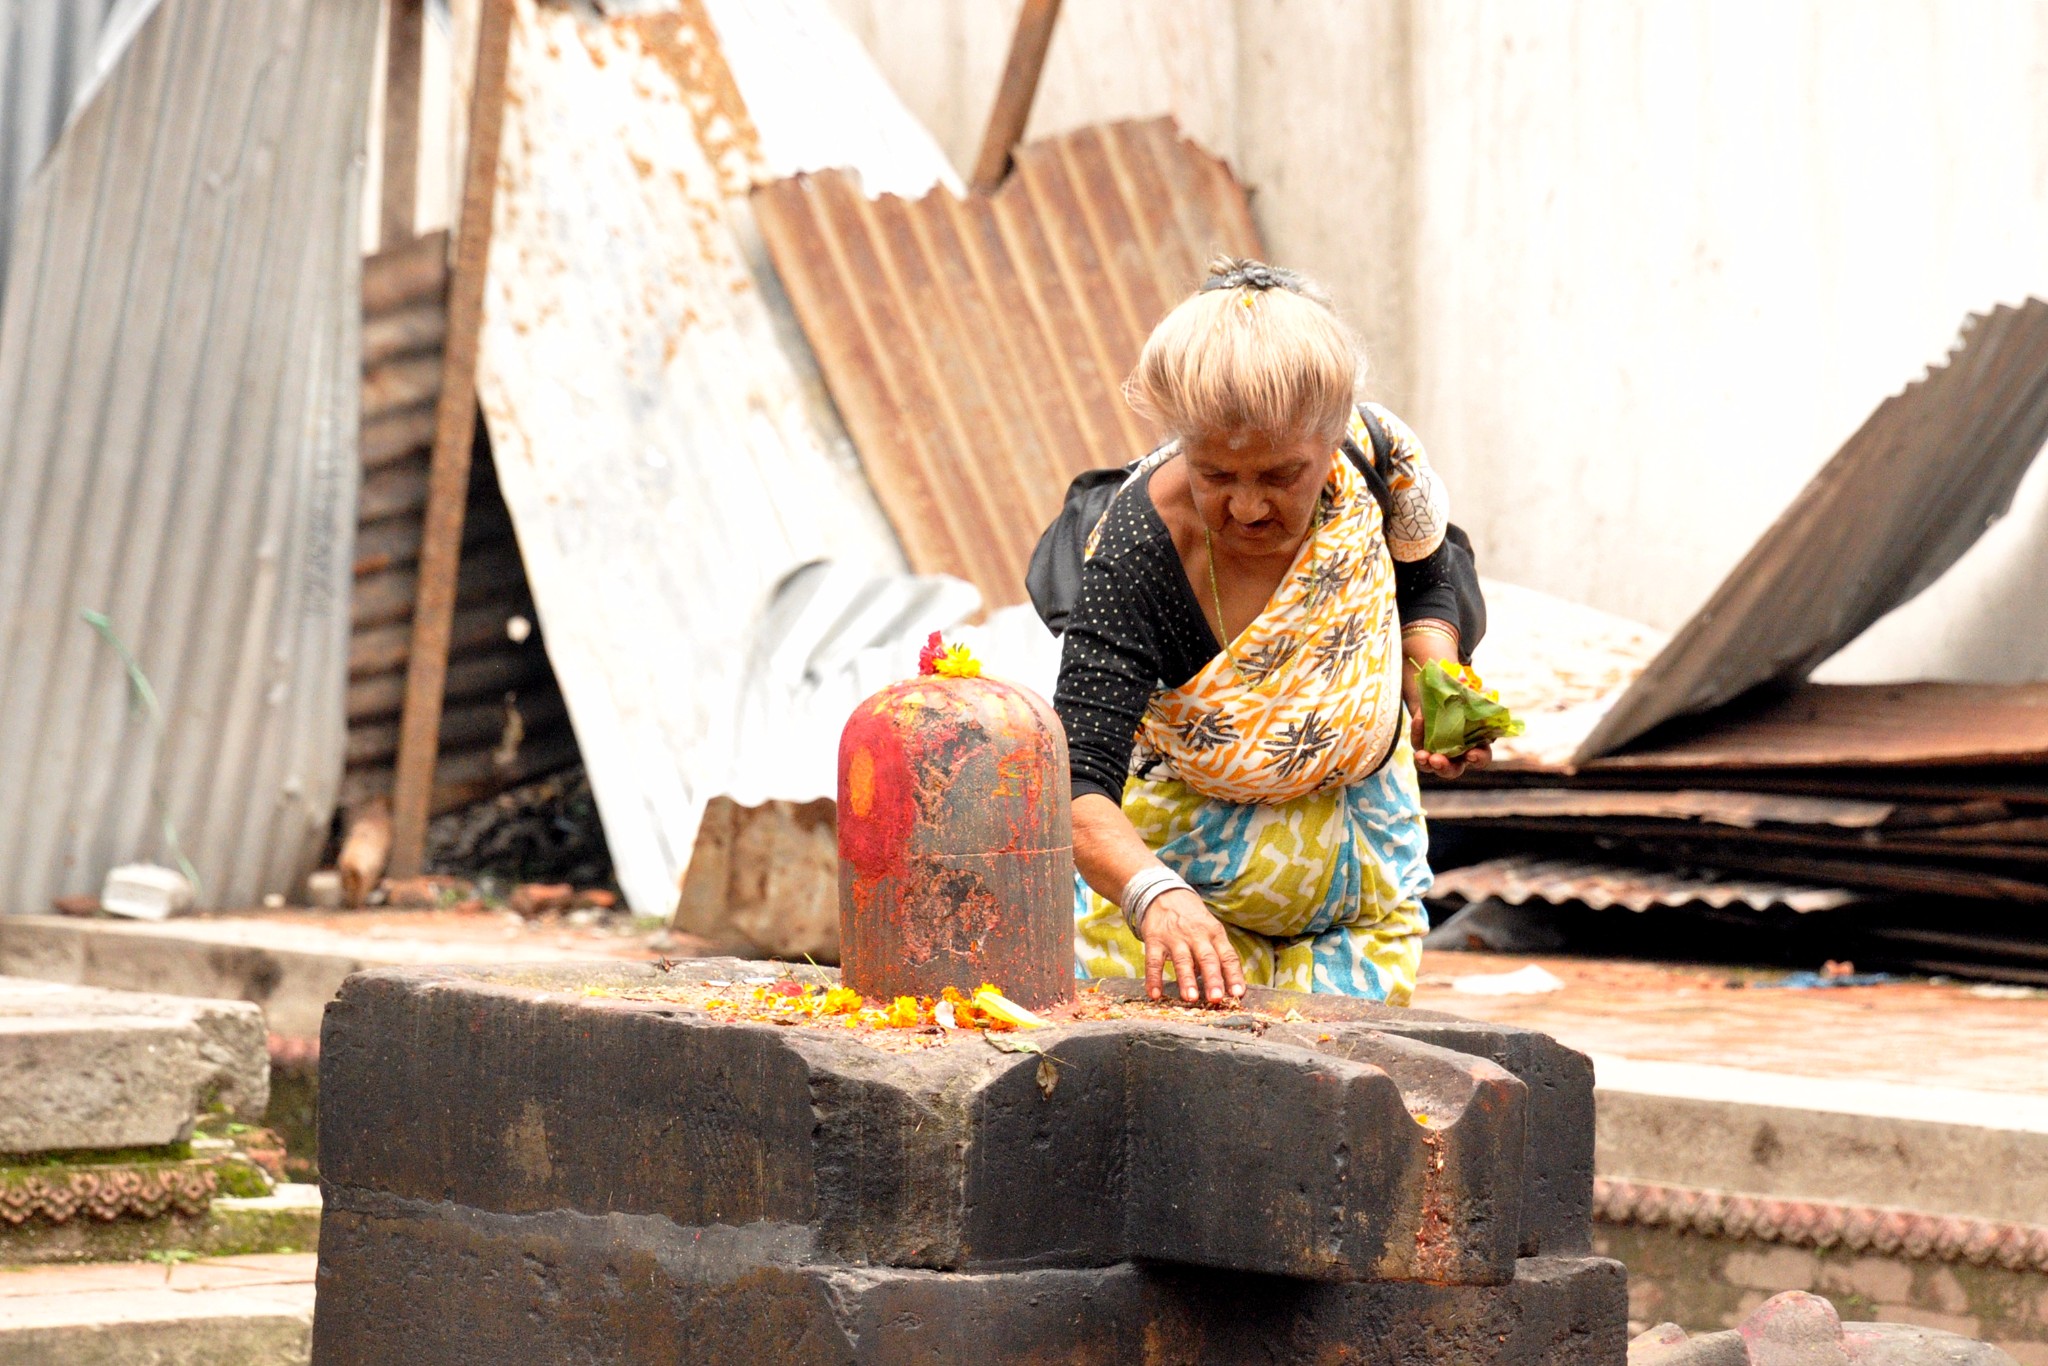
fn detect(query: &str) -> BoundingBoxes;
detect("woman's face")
[1181,429,1333,559]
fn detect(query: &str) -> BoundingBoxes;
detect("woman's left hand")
[1415,738,1491,780]
[1401,618,1490,778]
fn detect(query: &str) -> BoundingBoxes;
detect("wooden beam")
[379,0,425,248]
[387,0,514,877]
[968,0,1063,194]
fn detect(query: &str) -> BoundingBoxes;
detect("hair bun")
[1200,256,1293,294]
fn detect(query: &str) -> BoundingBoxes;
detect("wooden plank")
[968,0,1063,194]
[380,0,425,247]
[385,0,515,878]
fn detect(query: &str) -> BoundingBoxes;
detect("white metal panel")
[474,0,957,916]
[0,0,376,912]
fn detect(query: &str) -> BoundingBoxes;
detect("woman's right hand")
[1143,889,1245,1005]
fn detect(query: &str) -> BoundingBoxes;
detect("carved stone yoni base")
[313,959,1628,1363]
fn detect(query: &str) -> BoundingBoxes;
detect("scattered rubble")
[1630,1291,2018,1364]
[420,766,613,890]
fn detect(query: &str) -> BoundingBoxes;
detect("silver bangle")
[1119,865,1193,937]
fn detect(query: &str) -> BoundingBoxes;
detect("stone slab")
[319,960,1544,1284]
[0,977,266,1153]
[313,1187,1628,1364]
[0,1255,313,1366]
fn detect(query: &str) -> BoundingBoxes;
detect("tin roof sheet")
[753,116,1263,609]
[1577,300,2048,762]
[0,0,376,911]
[1427,855,1863,915]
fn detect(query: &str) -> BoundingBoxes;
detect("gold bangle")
[1401,620,1459,647]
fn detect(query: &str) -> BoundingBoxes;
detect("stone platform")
[313,959,1628,1363]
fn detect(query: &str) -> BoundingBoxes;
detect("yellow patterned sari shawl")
[1074,432,1431,1001]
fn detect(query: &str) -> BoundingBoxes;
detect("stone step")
[1592,1054,2048,1224]
[0,1253,314,1365]
[0,978,267,1152]
[0,911,658,1040]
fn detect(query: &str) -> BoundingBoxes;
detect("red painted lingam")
[835,635,1075,1010]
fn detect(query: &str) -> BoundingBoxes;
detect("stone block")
[318,967,823,1226]
[1124,1024,1524,1284]
[0,977,266,1153]
[319,962,1533,1284]
[312,1187,1629,1364]
[1101,978,1599,1255]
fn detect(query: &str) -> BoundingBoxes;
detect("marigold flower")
[918,632,982,679]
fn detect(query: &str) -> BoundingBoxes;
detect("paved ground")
[1415,949,2048,1098]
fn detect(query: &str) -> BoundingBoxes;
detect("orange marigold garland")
[692,978,1045,1033]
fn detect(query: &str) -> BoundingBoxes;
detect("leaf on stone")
[1036,1056,1058,1099]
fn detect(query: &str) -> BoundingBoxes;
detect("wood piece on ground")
[380,0,425,247]
[968,0,1063,193]
[338,798,395,908]
[389,0,515,879]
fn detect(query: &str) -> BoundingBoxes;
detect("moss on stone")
[2,1142,194,1169]
[0,1195,319,1266]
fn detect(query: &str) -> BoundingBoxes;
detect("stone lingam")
[310,667,1628,1363]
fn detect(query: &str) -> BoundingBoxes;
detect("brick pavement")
[1416,950,2048,1097]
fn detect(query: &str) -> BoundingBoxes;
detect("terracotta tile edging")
[1594,1176,2048,1272]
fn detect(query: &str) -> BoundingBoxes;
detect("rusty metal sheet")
[1421,787,1895,830]
[346,233,577,818]
[1577,301,2048,763]
[753,116,1264,610]
[471,0,957,916]
[1426,856,1863,915]
[1583,681,2048,772]
[0,0,377,912]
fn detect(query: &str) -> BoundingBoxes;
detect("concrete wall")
[826,0,2048,663]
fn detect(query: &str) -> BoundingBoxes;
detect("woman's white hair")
[1123,256,1363,447]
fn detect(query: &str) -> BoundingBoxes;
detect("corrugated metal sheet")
[0,0,132,300]
[345,230,579,816]
[1427,856,1863,915]
[1421,787,1896,830]
[1585,681,2048,772]
[753,115,1264,610]
[1577,301,2048,762]
[0,0,378,911]
[472,0,959,916]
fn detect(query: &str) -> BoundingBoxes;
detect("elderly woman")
[1055,258,1483,1007]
